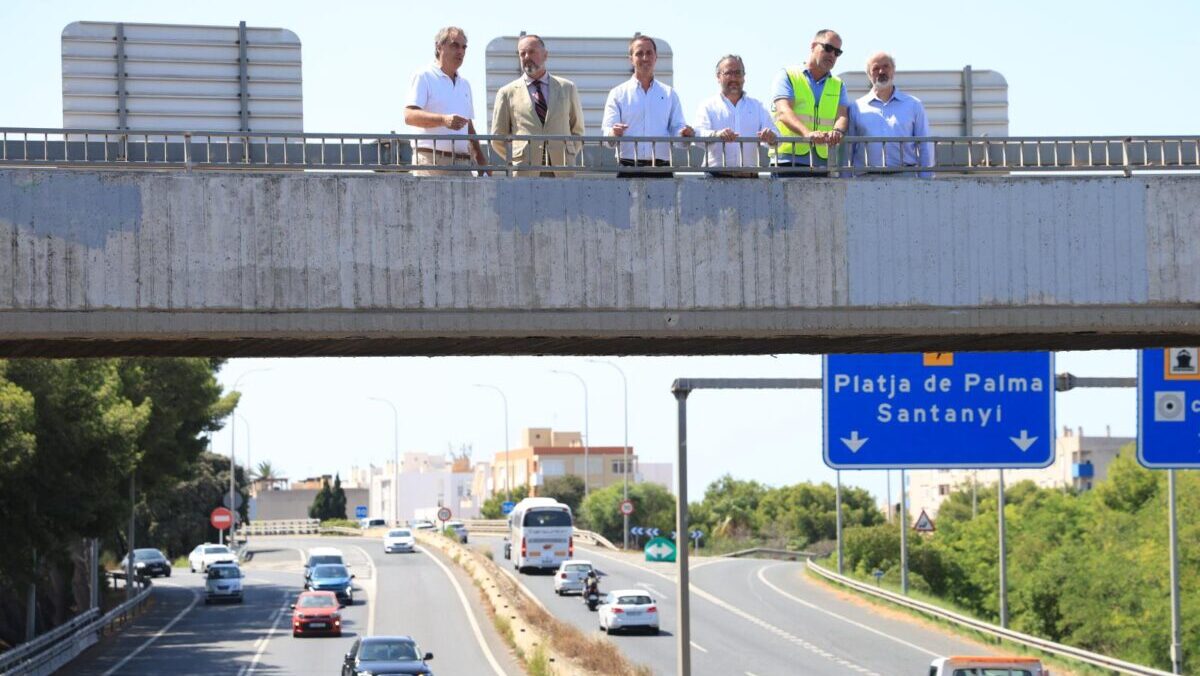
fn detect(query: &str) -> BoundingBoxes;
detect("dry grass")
[468,547,650,676]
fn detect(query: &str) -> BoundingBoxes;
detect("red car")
[291,591,343,637]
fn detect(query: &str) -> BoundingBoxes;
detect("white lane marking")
[746,672,760,676]
[239,600,290,676]
[756,564,941,658]
[101,581,200,676]
[580,547,880,675]
[690,641,708,653]
[417,546,508,676]
[347,544,379,637]
[637,582,667,599]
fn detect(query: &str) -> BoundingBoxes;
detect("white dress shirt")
[693,93,774,168]
[602,77,688,162]
[405,63,475,154]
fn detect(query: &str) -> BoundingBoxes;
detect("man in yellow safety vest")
[770,29,850,175]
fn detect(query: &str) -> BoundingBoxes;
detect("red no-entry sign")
[211,506,234,530]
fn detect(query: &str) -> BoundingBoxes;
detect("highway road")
[480,535,988,676]
[61,536,521,675]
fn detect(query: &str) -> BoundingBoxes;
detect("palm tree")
[254,460,279,483]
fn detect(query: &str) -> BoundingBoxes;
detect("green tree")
[481,485,528,519]
[309,478,334,520]
[541,475,585,515]
[580,482,675,543]
[331,474,348,520]
[689,474,767,538]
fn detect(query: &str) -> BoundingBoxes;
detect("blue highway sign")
[500,501,516,515]
[355,505,368,519]
[1138,348,1200,468]
[824,352,1055,469]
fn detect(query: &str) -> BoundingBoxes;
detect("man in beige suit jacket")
[491,35,585,176]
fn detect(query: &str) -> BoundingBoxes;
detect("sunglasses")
[816,42,844,57]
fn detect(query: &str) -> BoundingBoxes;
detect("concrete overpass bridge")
[1,129,1197,357]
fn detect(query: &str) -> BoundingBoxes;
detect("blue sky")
[1,1,1188,502]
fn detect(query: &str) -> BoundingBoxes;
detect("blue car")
[305,564,354,604]
[342,636,433,676]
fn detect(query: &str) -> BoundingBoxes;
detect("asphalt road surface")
[480,535,988,676]
[61,536,521,675]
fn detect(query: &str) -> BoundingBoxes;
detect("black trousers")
[617,158,673,178]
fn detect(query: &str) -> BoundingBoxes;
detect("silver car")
[205,563,245,604]
[598,589,659,635]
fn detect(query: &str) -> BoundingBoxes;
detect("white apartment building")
[350,452,479,525]
[906,426,1133,519]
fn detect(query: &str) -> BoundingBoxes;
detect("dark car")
[342,636,433,675]
[305,563,355,604]
[120,548,172,578]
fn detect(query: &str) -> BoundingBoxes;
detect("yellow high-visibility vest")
[772,69,842,159]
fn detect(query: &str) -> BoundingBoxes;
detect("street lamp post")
[229,368,270,547]
[238,415,252,496]
[473,385,511,502]
[551,369,591,496]
[368,398,401,527]
[588,359,629,549]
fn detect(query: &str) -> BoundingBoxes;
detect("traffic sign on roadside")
[913,510,935,533]
[690,530,703,540]
[501,501,516,515]
[647,528,660,538]
[210,507,233,531]
[1138,348,1200,468]
[631,526,645,536]
[222,492,244,510]
[644,536,676,562]
[620,500,634,516]
[355,505,368,519]
[437,506,452,522]
[824,352,1055,469]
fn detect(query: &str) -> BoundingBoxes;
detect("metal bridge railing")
[1,127,1198,176]
[0,577,152,676]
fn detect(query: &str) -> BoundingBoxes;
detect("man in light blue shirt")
[848,51,935,177]
[602,35,694,178]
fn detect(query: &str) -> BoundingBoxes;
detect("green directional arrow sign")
[644,536,677,563]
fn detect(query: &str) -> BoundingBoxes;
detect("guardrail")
[459,519,619,551]
[723,547,815,561]
[806,559,1173,676]
[0,579,152,676]
[318,526,363,536]
[238,518,320,536]
[2,127,1198,176]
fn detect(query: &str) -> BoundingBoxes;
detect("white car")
[553,560,595,595]
[304,546,345,580]
[383,528,416,554]
[189,543,236,573]
[598,589,659,635]
[929,657,1046,675]
[204,562,245,604]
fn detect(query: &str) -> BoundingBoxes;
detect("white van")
[507,497,573,573]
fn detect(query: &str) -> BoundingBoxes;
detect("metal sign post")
[1136,348,1196,673]
[673,385,691,676]
[900,469,908,595]
[998,469,1008,628]
[835,471,843,574]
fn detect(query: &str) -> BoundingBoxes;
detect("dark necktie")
[532,81,547,123]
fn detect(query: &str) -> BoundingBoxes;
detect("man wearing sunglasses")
[770,29,850,175]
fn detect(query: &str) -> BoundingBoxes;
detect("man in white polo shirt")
[693,55,777,178]
[404,26,488,176]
